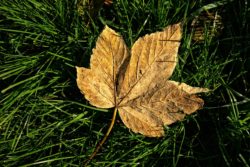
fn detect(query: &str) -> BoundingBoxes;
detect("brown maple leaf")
[76,23,209,137]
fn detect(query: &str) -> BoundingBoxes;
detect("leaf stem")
[84,107,118,166]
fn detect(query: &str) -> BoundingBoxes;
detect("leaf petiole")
[84,107,118,166]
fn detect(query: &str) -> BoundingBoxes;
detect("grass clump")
[0,0,249,166]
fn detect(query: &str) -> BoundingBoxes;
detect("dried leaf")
[76,23,209,137]
[77,0,112,23]
[191,11,224,42]
[104,0,113,5]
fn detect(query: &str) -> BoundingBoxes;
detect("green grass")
[0,0,249,166]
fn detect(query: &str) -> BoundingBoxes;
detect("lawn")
[0,0,249,166]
